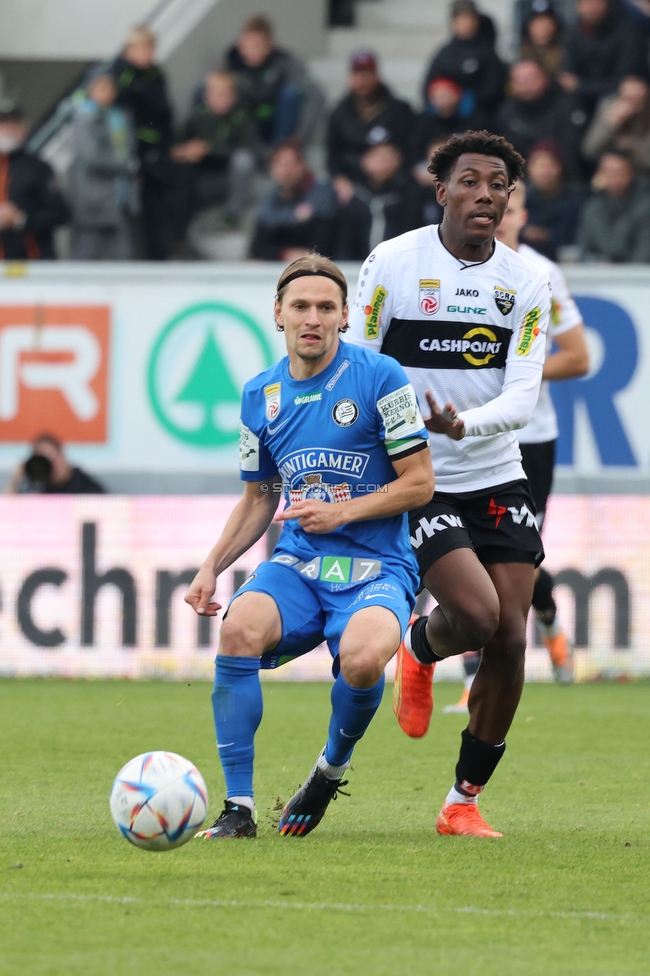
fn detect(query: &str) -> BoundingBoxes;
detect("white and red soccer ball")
[110,751,208,851]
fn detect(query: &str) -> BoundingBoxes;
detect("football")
[110,751,208,851]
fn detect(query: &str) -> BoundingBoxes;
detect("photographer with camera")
[6,434,105,494]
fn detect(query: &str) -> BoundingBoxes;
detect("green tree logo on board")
[148,302,274,447]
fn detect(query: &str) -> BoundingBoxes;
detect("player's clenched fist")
[275,499,344,534]
[185,566,222,616]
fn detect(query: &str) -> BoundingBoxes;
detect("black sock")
[455,727,506,796]
[532,568,556,620]
[410,616,444,664]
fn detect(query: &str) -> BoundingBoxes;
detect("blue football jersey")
[239,341,428,594]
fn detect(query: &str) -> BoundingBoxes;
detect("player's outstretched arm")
[185,476,282,615]
[275,447,433,534]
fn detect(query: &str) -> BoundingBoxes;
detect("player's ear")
[340,302,349,331]
[435,180,447,207]
[274,298,284,331]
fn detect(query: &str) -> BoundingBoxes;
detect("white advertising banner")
[0,495,646,682]
[0,262,648,486]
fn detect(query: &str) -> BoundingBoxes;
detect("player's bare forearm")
[275,446,433,533]
[185,478,281,616]
[204,478,281,575]
[542,326,589,381]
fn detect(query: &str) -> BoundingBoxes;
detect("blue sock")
[324,672,385,767]
[211,655,263,799]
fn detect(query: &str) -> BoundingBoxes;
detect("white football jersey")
[346,225,551,492]
[516,243,584,445]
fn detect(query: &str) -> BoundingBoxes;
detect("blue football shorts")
[227,552,414,671]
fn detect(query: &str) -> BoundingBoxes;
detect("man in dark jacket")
[422,0,506,117]
[0,107,67,260]
[522,140,587,260]
[226,14,324,146]
[7,434,105,494]
[560,0,649,120]
[495,59,587,179]
[357,142,425,247]
[250,140,338,261]
[172,71,259,237]
[577,150,650,261]
[327,51,414,183]
[110,26,174,259]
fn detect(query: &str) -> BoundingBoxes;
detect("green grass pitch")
[1,678,649,976]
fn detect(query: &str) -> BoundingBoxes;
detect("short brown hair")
[276,255,349,330]
[242,14,273,37]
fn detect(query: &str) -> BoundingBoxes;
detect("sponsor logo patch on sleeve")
[264,382,281,420]
[239,422,260,471]
[377,383,423,439]
[364,285,387,339]
[515,306,541,356]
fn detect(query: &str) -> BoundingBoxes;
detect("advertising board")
[0,263,649,490]
[0,494,646,682]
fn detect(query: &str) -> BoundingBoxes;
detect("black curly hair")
[429,130,526,188]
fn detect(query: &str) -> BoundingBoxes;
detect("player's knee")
[449,600,499,650]
[340,649,384,688]
[218,615,263,658]
[486,628,527,673]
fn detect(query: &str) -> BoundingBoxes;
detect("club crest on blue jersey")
[332,398,359,427]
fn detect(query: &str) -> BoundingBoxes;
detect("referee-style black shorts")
[408,479,545,578]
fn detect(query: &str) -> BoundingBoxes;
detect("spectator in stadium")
[518,1,565,79]
[354,142,426,252]
[422,0,506,118]
[249,139,337,260]
[6,434,105,494]
[413,76,490,162]
[0,105,67,260]
[583,75,650,177]
[326,51,414,187]
[68,70,139,260]
[576,150,650,261]
[226,15,325,147]
[521,140,587,260]
[559,0,648,121]
[110,26,174,260]
[171,71,259,240]
[494,59,587,179]
[413,137,446,226]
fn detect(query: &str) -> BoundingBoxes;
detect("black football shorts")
[408,479,545,577]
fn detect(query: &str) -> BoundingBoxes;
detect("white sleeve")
[345,245,395,350]
[547,260,583,338]
[458,272,551,437]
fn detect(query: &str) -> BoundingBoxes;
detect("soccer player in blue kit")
[185,255,433,838]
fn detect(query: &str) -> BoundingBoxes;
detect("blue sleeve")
[373,357,429,460]
[239,386,278,482]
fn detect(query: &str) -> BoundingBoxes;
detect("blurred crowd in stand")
[2,0,650,263]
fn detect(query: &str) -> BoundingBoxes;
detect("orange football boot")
[543,632,575,684]
[392,616,435,738]
[436,803,502,837]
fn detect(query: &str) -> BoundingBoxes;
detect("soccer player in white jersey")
[185,255,432,839]
[346,131,551,837]
[446,182,590,711]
